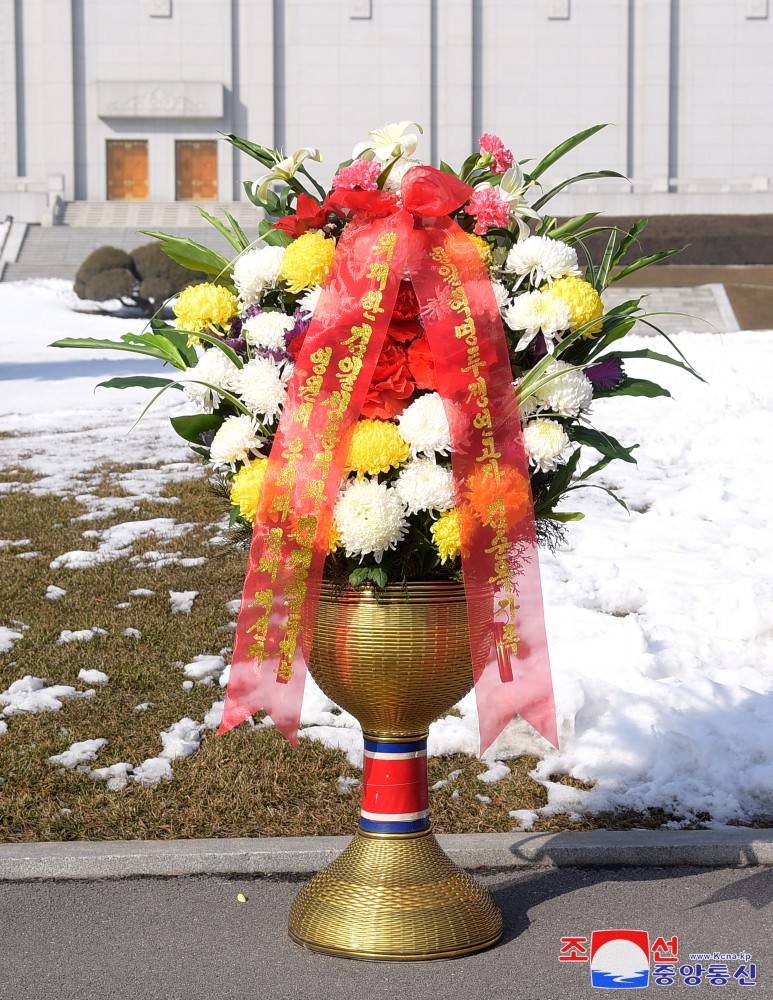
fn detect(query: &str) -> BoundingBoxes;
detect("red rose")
[287,330,307,360]
[407,334,437,391]
[392,281,420,321]
[387,316,423,344]
[361,336,415,420]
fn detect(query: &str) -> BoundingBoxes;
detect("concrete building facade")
[2,0,773,224]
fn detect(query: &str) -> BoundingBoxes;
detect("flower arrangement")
[57,122,689,587]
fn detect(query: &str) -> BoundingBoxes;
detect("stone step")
[60,200,260,229]
[1,224,246,282]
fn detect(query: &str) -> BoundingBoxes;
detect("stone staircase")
[60,200,260,229]
[2,208,264,282]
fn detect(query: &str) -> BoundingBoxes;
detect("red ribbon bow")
[220,166,557,754]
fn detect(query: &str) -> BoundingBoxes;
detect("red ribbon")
[219,167,557,754]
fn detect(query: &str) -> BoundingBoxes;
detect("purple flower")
[223,335,248,356]
[522,334,548,367]
[585,357,626,390]
[286,311,310,345]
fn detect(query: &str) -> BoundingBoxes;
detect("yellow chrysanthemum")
[467,232,491,265]
[543,276,604,338]
[431,509,461,564]
[345,419,410,478]
[173,283,240,334]
[230,458,269,522]
[280,231,336,294]
[327,520,341,553]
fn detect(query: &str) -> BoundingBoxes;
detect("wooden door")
[106,140,149,200]
[176,140,218,200]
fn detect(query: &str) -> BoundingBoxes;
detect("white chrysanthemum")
[333,478,409,563]
[209,414,263,469]
[228,357,288,421]
[503,289,571,352]
[383,157,422,194]
[504,235,581,288]
[531,360,593,417]
[233,245,286,306]
[490,280,510,317]
[394,458,455,515]
[180,349,240,412]
[522,418,571,473]
[297,284,323,318]
[242,311,295,351]
[396,393,452,457]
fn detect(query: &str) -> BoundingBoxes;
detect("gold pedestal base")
[288,830,503,961]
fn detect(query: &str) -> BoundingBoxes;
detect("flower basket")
[54,121,693,961]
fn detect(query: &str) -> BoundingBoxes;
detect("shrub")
[74,242,205,316]
[82,268,137,303]
[74,247,132,298]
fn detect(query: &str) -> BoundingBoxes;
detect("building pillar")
[631,0,673,194]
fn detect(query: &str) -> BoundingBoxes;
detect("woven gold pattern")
[288,831,502,960]
[309,582,476,737]
[287,582,503,960]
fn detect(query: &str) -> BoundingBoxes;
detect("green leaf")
[534,448,583,516]
[125,331,187,368]
[529,124,609,181]
[604,347,705,381]
[584,316,638,358]
[228,505,243,527]
[198,206,246,253]
[141,230,233,281]
[187,331,243,368]
[348,567,371,587]
[439,160,458,176]
[148,322,199,367]
[612,218,648,267]
[608,247,683,283]
[572,426,638,463]
[635,316,707,377]
[567,482,630,512]
[258,219,292,248]
[370,567,388,588]
[545,511,585,523]
[577,454,616,481]
[170,412,222,444]
[50,335,187,369]
[223,210,250,251]
[531,170,627,211]
[222,133,276,167]
[546,212,601,240]
[594,230,618,292]
[97,375,180,391]
[593,377,671,399]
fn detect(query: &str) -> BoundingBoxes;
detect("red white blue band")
[360,736,430,834]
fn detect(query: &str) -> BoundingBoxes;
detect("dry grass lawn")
[0,464,692,842]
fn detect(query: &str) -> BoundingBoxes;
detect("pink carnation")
[479,133,514,175]
[466,187,511,235]
[332,160,382,191]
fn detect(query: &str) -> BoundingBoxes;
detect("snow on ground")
[169,590,199,615]
[47,738,108,769]
[77,668,109,685]
[1,279,773,825]
[57,628,107,645]
[0,675,96,716]
[0,626,24,654]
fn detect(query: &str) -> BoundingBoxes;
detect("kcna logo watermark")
[559,930,756,989]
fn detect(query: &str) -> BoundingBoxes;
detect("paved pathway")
[1,866,771,999]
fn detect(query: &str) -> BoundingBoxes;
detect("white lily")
[251,146,322,201]
[352,121,423,162]
[497,164,541,240]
